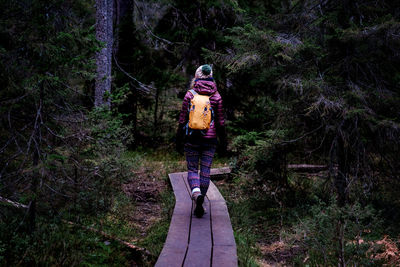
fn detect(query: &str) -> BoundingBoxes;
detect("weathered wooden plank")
[207,180,237,265]
[210,167,231,176]
[156,214,190,267]
[172,201,192,215]
[211,203,236,247]
[156,173,192,267]
[169,173,191,202]
[157,169,237,267]
[212,245,238,267]
[183,198,212,267]
[206,180,225,202]
[210,167,231,180]
[162,212,191,248]
[156,246,187,267]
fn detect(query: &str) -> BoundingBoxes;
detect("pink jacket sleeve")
[212,92,225,128]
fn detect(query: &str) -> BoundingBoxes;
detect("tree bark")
[28,151,38,234]
[28,81,44,234]
[95,0,113,108]
[132,82,138,147]
[153,86,160,138]
[336,135,348,207]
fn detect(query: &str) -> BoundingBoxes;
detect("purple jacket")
[179,79,225,139]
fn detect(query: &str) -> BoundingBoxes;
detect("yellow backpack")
[188,89,214,132]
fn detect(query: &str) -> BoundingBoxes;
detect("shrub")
[286,198,383,266]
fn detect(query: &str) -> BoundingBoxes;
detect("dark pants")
[184,139,217,196]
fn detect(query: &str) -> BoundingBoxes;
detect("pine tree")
[95,0,113,107]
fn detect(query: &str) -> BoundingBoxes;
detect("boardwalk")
[155,168,237,267]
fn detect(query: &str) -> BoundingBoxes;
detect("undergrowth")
[139,191,174,258]
[218,169,398,266]
[0,215,135,266]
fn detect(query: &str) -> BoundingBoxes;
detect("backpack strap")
[189,89,198,96]
[186,90,197,136]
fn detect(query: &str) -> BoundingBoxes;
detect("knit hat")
[195,64,213,79]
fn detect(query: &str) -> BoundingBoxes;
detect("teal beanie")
[201,64,212,75]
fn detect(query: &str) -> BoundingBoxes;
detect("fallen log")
[210,167,231,180]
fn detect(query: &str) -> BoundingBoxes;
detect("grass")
[0,216,136,266]
[124,147,232,263]
[117,149,400,266]
[212,172,264,266]
[122,148,180,265]
[139,189,175,263]
[215,171,313,266]
[1,148,180,266]
[65,148,178,266]
[8,146,392,266]
[128,147,251,265]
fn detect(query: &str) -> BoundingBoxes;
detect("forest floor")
[119,149,301,266]
[97,149,400,266]
[120,152,186,264]
[122,162,169,238]
[118,149,240,265]
[214,177,302,267]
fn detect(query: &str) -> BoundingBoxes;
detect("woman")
[176,64,227,218]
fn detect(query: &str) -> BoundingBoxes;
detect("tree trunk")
[336,135,348,207]
[337,219,346,267]
[153,86,160,138]
[28,81,44,234]
[95,0,113,108]
[132,83,138,147]
[28,150,38,234]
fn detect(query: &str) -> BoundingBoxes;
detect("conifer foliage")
[0,1,132,265]
[1,0,400,265]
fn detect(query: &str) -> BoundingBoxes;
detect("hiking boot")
[193,194,205,218]
[192,191,201,200]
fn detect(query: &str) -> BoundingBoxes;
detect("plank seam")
[208,195,214,267]
[158,170,236,267]
[181,173,193,267]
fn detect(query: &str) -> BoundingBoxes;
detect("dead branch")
[280,125,323,144]
[0,195,29,209]
[133,1,187,46]
[44,183,71,198]
[112,52,155,96]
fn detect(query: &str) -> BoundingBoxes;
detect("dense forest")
[1,0,400,265]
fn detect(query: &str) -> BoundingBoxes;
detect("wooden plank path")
[155,167,237,267]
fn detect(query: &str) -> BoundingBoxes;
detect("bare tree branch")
[280,125,323,144]
[0,195,29,209]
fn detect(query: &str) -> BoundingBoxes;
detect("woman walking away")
[176,64,227,218]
